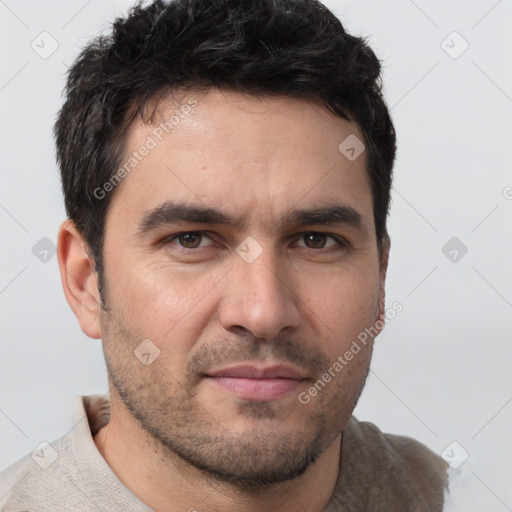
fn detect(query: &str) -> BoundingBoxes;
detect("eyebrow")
[136,200,367,235]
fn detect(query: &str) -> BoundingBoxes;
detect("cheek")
[300,263,380,349]
[105,255,223,343]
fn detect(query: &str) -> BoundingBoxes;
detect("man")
[0,0,453,510]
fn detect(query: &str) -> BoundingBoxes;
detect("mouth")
[203,364,308,401]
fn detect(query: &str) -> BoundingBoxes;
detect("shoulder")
[345,417,449,511]
[351,417,449,477]
[0,434,80,511]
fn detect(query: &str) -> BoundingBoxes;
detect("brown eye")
[304,233,325,248]
[169,232,214,249]
[299,233,336,249]
[177,233,202,248]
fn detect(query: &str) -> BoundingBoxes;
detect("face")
[97,89,387,487]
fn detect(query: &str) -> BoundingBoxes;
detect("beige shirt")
[0,394,449,511]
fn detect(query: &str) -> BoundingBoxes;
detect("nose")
[218,247,302,340]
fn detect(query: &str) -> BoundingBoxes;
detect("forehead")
[135,88,366,155]
[108,88,373,233]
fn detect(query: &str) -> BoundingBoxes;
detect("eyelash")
[162,231,350,253]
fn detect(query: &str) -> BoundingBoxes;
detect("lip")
[204,364,307,401]
[206,364,307,380]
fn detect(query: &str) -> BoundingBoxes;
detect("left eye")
[168,232,215,249]
[295,233,340,249]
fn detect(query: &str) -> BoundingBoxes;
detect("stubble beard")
[99,305,372,490]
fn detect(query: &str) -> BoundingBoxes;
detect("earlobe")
[57,220,102,339]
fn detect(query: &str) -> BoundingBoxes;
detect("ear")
[57,220,102,339]
[375,236,390,331]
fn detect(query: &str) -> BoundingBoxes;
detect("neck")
[93,393,342,512]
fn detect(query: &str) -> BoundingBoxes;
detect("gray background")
[1,0,511,507]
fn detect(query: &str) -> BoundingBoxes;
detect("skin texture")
[58,88,389,512]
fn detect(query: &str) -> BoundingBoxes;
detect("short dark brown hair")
[54,0,396,292]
